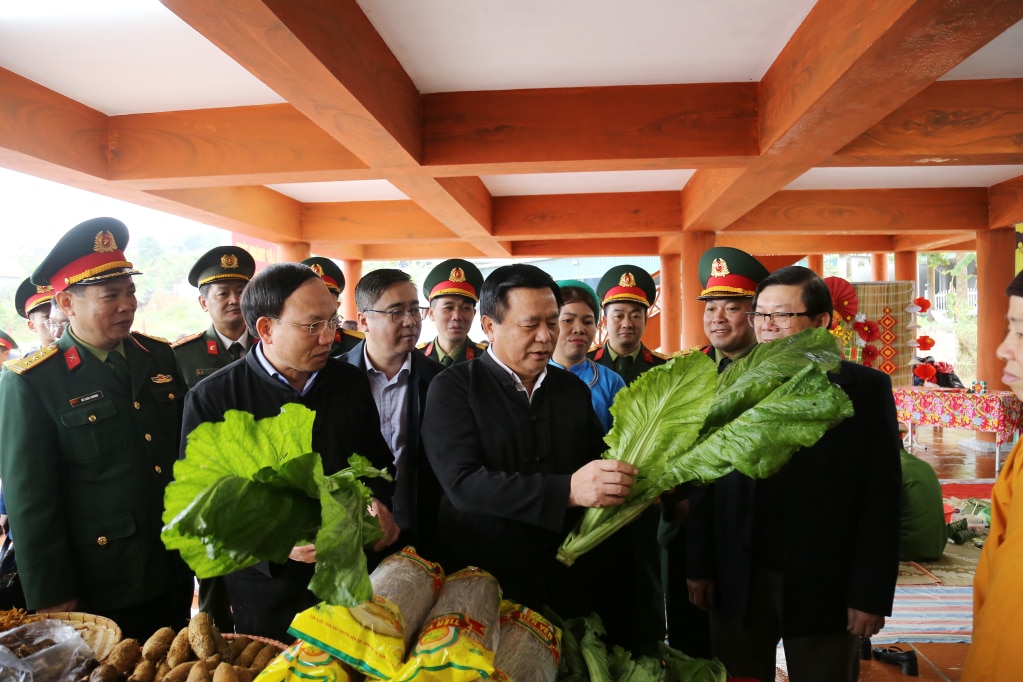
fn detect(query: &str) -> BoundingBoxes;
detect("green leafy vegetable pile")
[549,611,726,681]
[558,328,853,565]
[161,403,391,606]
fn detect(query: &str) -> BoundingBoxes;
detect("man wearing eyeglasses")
[340,269,444,562]
[180,262,399,642]
[687,266,901,682]
[14,278,56,354]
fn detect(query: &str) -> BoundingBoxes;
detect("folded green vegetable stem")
[558,328,852,566]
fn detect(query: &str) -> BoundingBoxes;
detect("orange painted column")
[277,241,310,263]
[894,251,917,292]
[340,260,363,322]
[871,253,889,281]
[659,253,681,353]
[977,228,1015,391]
[680,232,716,349]
[806,254,824,274]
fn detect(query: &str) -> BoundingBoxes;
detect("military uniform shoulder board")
[339,328,365,340]
[473,340,488,350]
[647,348,671,361]
[672,345,705,358]
[132,330,171,345]
[171,331,204,348]
[5,345,59,375]
[416,341,430,351]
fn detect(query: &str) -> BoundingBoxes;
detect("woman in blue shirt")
[550,280,626,433]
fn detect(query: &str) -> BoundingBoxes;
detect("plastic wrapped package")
[0,619,94,681]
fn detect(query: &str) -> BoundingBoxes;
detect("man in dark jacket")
[181,262,398,642]
[686,266,901,682]
[422,263,642,649]
[342,268,444,560]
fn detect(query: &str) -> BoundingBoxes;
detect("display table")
[893,387,1023,469]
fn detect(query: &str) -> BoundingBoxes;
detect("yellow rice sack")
[254,640,354,682]
[287,600,404,680]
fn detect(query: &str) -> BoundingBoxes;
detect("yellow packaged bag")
[254,640,354,681]
[492,600,561,682]
[287,600,405,680]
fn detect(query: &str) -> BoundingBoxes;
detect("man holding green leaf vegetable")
[686,266,901,682]
[422,263,643,649]
[175,262,399,642]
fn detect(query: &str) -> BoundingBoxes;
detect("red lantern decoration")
[914,297,932,313]
[914,363,937,382]
[916,335,936,351]
[862,344,879,367]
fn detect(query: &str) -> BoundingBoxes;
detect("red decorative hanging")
[824,276,858,328]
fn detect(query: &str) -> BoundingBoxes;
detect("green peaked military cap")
[423,258,484,303]
[302,257,345,296]
[0,330,18,351]
[188,245,256,288]
[597,264,656,308]
[697,246,770,300]
[15,277,54,319]
[33,217,141,292]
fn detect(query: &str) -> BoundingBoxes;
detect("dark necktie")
[106,350,129,386]
[718,356,733,374]
[228,342,244,361]
[441,355,454,367]
[613,354,633,377]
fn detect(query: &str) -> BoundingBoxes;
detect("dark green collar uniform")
[419,258,485,367]
[174,246,256,389]
[0,217,191,635]
[588,264,667,386]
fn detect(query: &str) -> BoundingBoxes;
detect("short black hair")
[355,269,414,311]
[753,265,833,326]
[241,262,321,335]
[480,264,562,323]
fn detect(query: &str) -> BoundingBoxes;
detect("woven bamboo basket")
[223,632,290,651]
[42,611,122,661]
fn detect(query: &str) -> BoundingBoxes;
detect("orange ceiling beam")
[727,188,989,234]
[302,201,454,243]
[147,185,303,243]
[493,192,681,240]
[829,79,1023,167]
[423,83,758,169]
[894,234,977,251]
[715,234,896,255]
[675,0,1023,240]
[990,174,1023,228]
[512,237,661,258]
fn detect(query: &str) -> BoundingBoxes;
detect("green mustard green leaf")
[162,403,391,606]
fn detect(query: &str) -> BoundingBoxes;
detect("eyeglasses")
[363,306,428,324]
[47,320,69,333]
[746,311,811,329]
[271,315,341,336]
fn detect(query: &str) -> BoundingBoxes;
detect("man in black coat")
[421,263,642,649]
[341,268,444,561]
[686,266,901,682]
[181,262,399,642]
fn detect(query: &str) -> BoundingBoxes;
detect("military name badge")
[151,374,174,384]
[69,390,104,407]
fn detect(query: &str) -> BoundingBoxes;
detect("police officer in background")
[589,264,668,385]
[15,278,56,352]
[303,256,364,356]
[0,217,191,639]
[418,258,487,366]
[173,245,256,389]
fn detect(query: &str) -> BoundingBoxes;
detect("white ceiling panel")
[786,165,1023,191]
[268,180,409,203]
[483,169,696,196]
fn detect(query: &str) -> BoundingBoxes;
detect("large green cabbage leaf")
[558,328,852,565]
[161,403,391,606]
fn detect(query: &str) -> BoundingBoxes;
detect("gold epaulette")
[5,345,58,375]
[416,341,429,350]
[650,349,671,361]
[672,346,704,358]
[171,331,204,348]
[340,328,365,340]
[473,340,489,350]
[132,330,171,345]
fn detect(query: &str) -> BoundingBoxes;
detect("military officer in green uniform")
[418,258,487,366]
[0,217,192,639]
[15,277,56,351]
[660,246,769,659]
[303,256,364,356]
[0,330,18,363]
[173,245,256,389]
[588,264,668,385]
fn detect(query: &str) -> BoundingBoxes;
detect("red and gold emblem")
[449,267,466,283]
[93,230,118,253]
[710,258,730,278]
[221,254,239,269]
[36,284,53,295]
[310,263,325,277]
[618,272,636,288]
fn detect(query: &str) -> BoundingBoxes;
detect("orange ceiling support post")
[871,253,889,281]
[679,231,716,349]
[894,251,917,292]
[806,254,824,275]
[659,253,681,353]
[340,259,363,323]
[977,227,1015,392]
[277,241,311,264]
